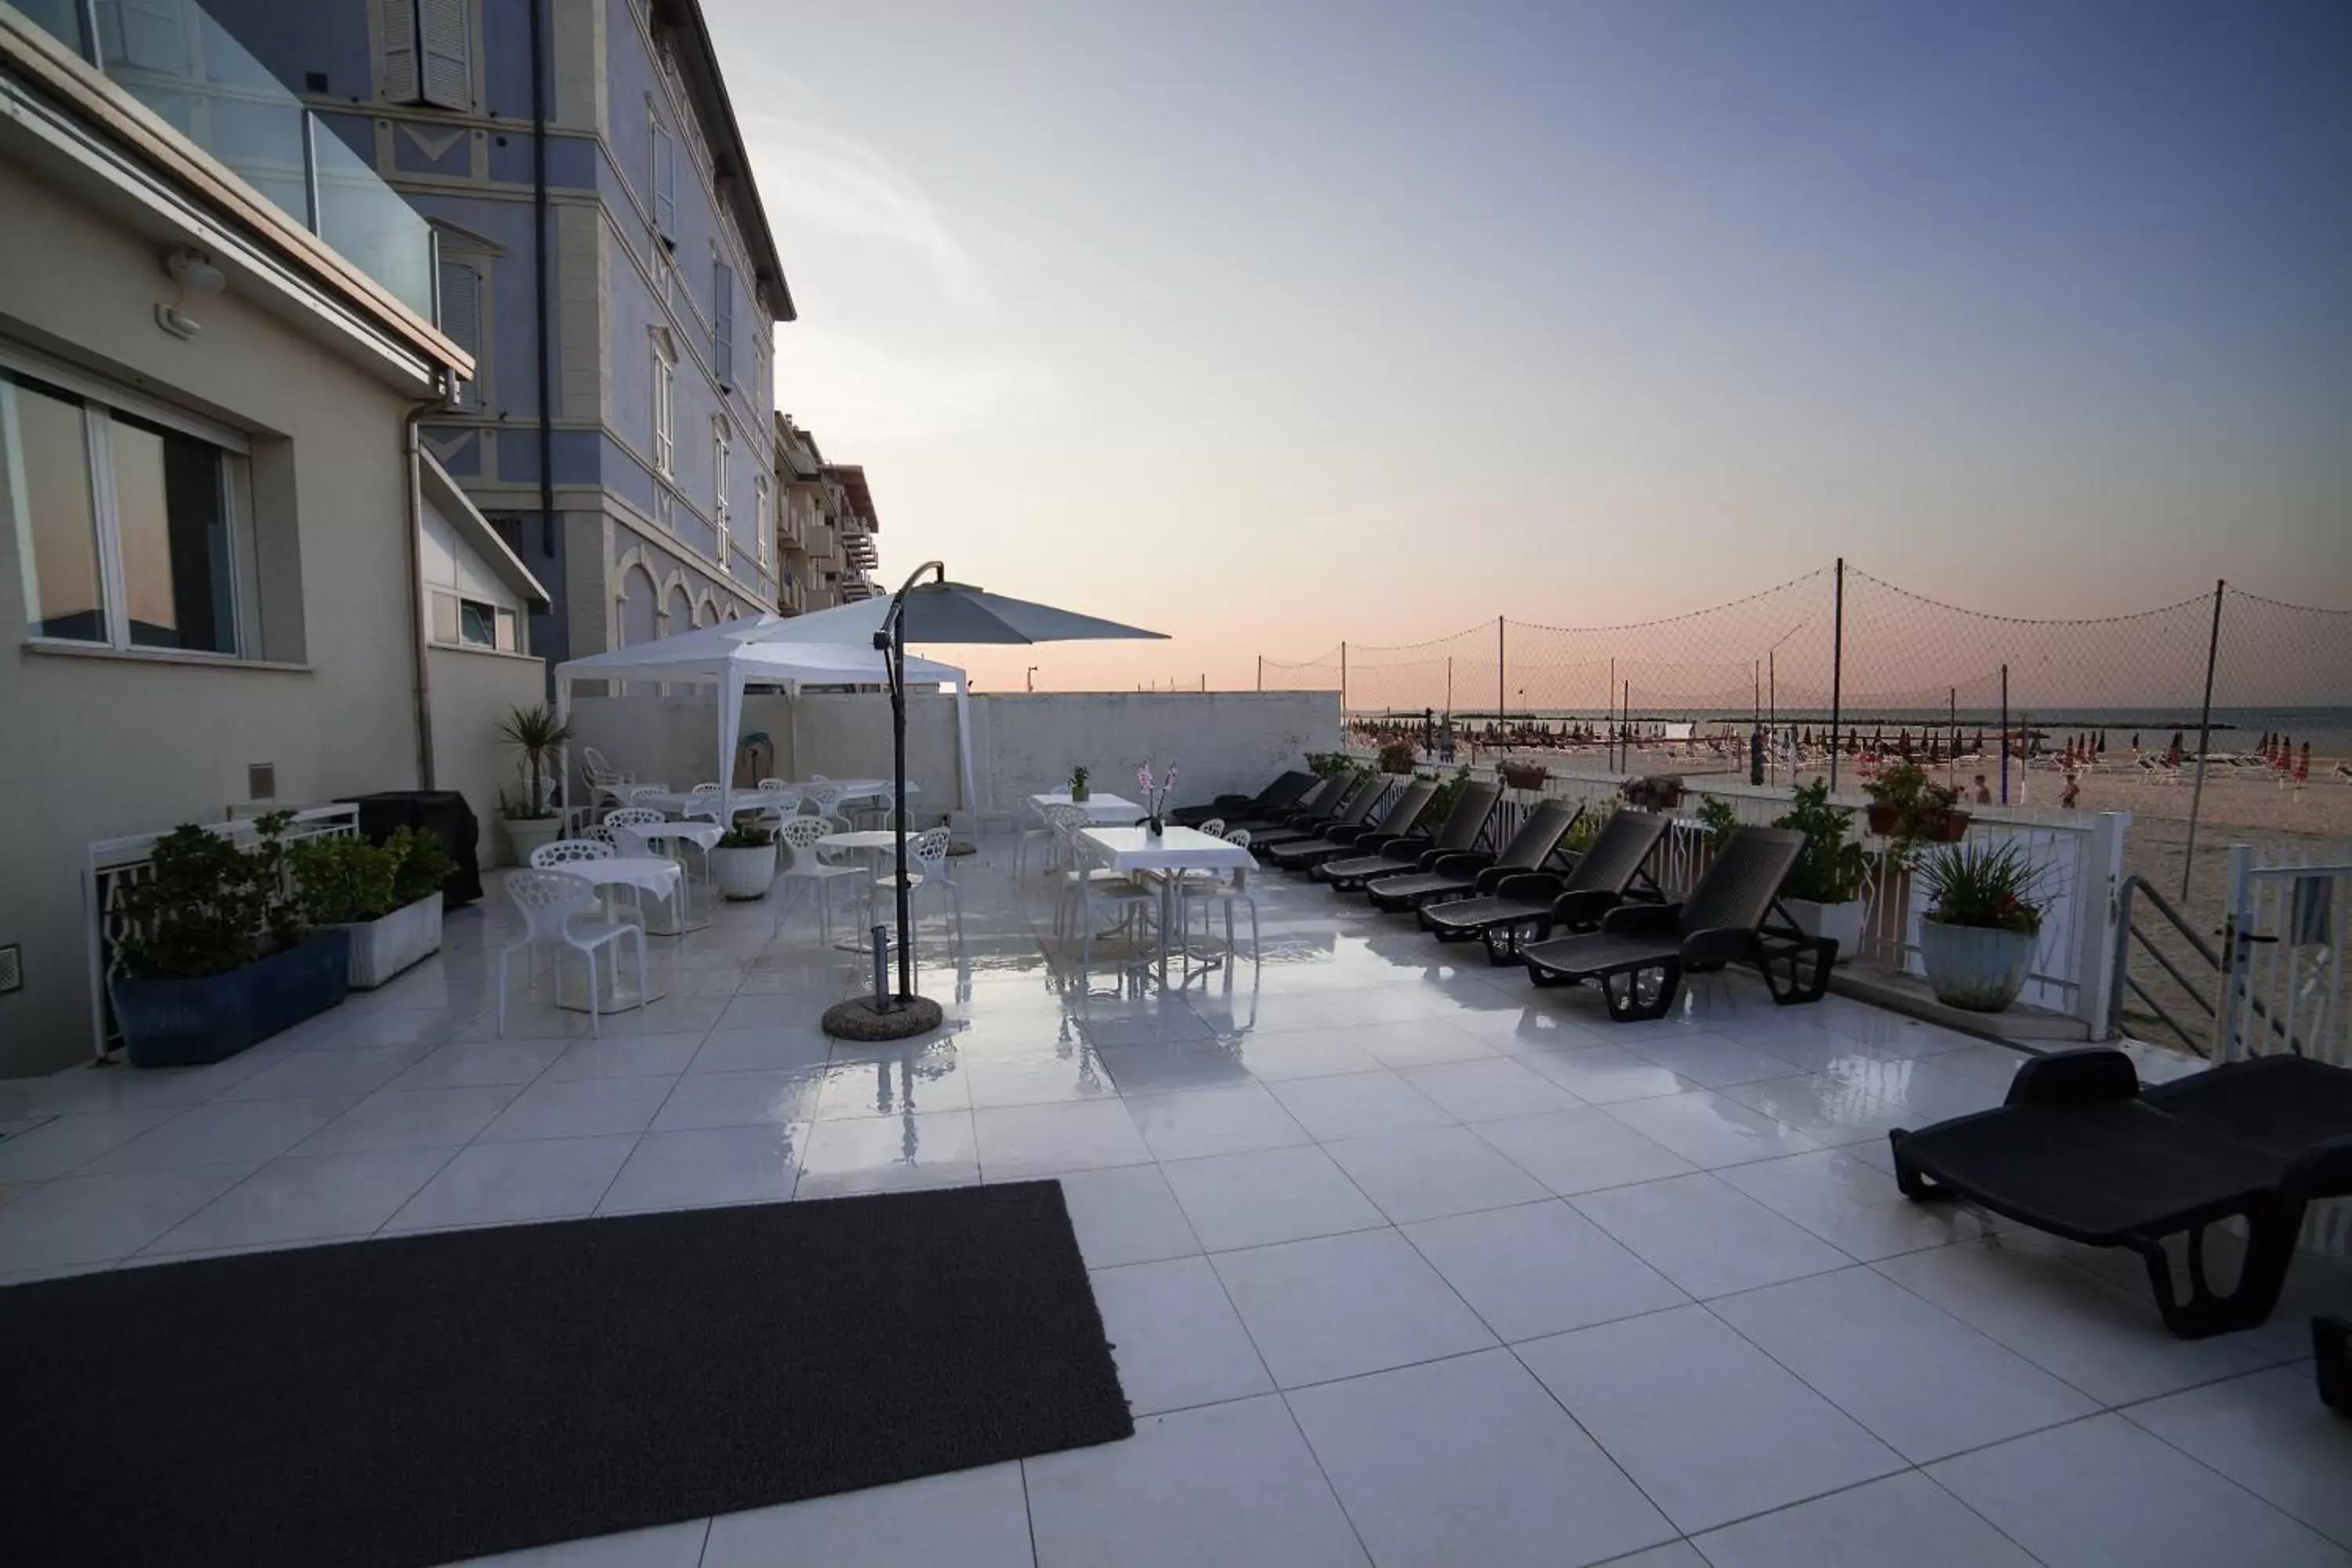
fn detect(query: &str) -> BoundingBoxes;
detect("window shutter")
[378,0,420,102]
[436,258,481,408]
[418,0,472,110]
[652,122,676,237]
[713,261,734,389]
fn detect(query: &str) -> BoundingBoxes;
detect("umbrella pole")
[891,622,913,1005]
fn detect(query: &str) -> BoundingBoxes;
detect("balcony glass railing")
[27,0,438,318]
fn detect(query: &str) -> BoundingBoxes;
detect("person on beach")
[2061,771,2081,809]
[1973,774,1992,805]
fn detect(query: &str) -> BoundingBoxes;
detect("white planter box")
[1783,897,1864,967]
[713,843,779,901]
[332,893,444,989]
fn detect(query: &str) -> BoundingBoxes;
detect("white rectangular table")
[1029,791,1143,824]
[1078,826,1254,983]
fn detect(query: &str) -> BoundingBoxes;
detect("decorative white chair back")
[604,808,666,829]
[768,786,806,815]
[908,825,953,871]
[689,782,722,795]
[1197,818,1225,837]
[811,784,846,815]
[581,746,616,782]
[505,869,598,942]
[532,838,614,868]
[582,825,619,849]
[1223,827,1252,848]
[626,785,667,803]
[777,814,835,871]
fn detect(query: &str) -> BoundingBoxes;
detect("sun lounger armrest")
[1429,850,1494,876]
[1493,871,1565,902]
[1327,823,1374,846]
[2284,1134,2352,1201]
[2003,1047,2142,1109]
[1552,888,1627,929]
[1683,926,1763,968]
[1600,902,1682,938]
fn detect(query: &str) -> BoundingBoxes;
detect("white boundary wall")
[567,691,1341,825]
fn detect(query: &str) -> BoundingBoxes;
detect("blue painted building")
[204,0,795,671]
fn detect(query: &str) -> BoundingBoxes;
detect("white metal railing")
[82,805,359,1062]
[2217,845,2350,1068]
[1345,747,2128,1029]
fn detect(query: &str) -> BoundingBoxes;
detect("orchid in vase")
[1136,763,1180,835]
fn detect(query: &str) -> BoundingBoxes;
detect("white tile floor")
[3,836,2348,1565]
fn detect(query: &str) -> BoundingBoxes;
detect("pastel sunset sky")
[710,0,2352,694]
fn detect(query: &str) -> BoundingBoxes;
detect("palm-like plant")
[496,703,575,819]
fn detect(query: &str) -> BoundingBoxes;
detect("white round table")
[819,829,912,954]
[613,821,723,935]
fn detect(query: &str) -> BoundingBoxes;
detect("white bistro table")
[1029,790,1143,824]
[1077,826,1254,984]
[545,857,681,1012]
[610,820,722,935]
[817,829,906,954]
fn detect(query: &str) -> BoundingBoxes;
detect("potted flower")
[1136,762,1179,835]
[109,812,351,1067]
[291,826,452,988]
[1773,779,1869,964]
[496,702,574,863]
[1620,773,1686,811]
[1377,739,1417,775]
[1863,761,1968,846]
[1069,764,1091,804]
[1915,840,2046,1011]
[1499,760,1549,792]
[712,822,778,900]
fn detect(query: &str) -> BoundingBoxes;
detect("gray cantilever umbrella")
[832,562,1166,1034]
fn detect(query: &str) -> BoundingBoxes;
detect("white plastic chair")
[603,805,695,921]
[808,783,847,819]
[498,870,648,1037]
[1058,829,1157,969]
[1170,826,1259,964]
[532,838,614,868]
[1017,800,1088,879]
[601,806,668,857]
[776,813,861,943]
[852,783,902,833]
[874,825,961,939]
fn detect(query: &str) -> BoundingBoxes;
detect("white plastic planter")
[503,816,563,866]
[1918,918,2035,1011]
[713,843,779,901]
[333,893,445,989]
[1782,898,1864,967]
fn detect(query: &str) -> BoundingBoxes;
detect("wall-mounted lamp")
[155,245,223,339]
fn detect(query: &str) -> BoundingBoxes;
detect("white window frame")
[712,417,732,574]
[3,348,258,661]
[753,473,771,569]
[651,330,676,478]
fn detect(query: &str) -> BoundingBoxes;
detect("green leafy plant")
[717,823,773,849]
[1377,739,1417,775]
[1620,773,1685,811]
[1563,810,1605,854]
[387,826,452,907]
[1772,778,1867,903]
[1419,764,1475,823]
[1069,764,1090,792]
[1863,761,1962,854]
[114,811,302,981]
[495,703,575,820]
[1918,839,2046,935]
[290,827,452,925]
[1305,751,1356,778]
[1693,795,1740,854]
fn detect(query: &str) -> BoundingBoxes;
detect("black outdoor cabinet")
[336,790,484,906]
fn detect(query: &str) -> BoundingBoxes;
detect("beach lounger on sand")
[1367,798,1582,913]
[1316,781,1502,891]
[1419,809,1669,964]
[1173,771,1314,828]
[1268,779,1439,872]
[1249,773,1389,851]
[1519,826,1836,1018]
[1891,1051,2352,1337]
[1222,771,1359,838]
[1368,798,1580,913]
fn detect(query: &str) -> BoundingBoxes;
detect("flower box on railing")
[1500,763,1549,791]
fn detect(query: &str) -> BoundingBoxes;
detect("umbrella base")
[822,993,945,1040]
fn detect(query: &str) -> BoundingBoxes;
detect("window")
[435,253,485,410]
[419,497,522,652]
[651,332,675,477]
[426,591,516,652]
[712,260,735,390]
[4,365,256,656]
[753,474,771,569]
[712,419,731,572]
[649,110,677,241]
[379,0,472,111]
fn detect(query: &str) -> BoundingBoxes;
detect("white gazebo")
[553,618,972,822]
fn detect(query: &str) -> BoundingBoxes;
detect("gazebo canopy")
[554,619,971,819]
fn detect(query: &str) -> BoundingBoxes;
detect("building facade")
[774,412,879,613]
[0,1,546,1073]
[200,0,796,673]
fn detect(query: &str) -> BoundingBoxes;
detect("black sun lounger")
[1173,770,1315,828]
[1268,779,1439,873]
[1250,772,1388,851]
[1891,1050,2352,1337]
[1420,808,1669,964]
[1222,770,1358,838]
[1368,797,1582,913]
[1518,825,1835,1018]
[1316,781,1503,891]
